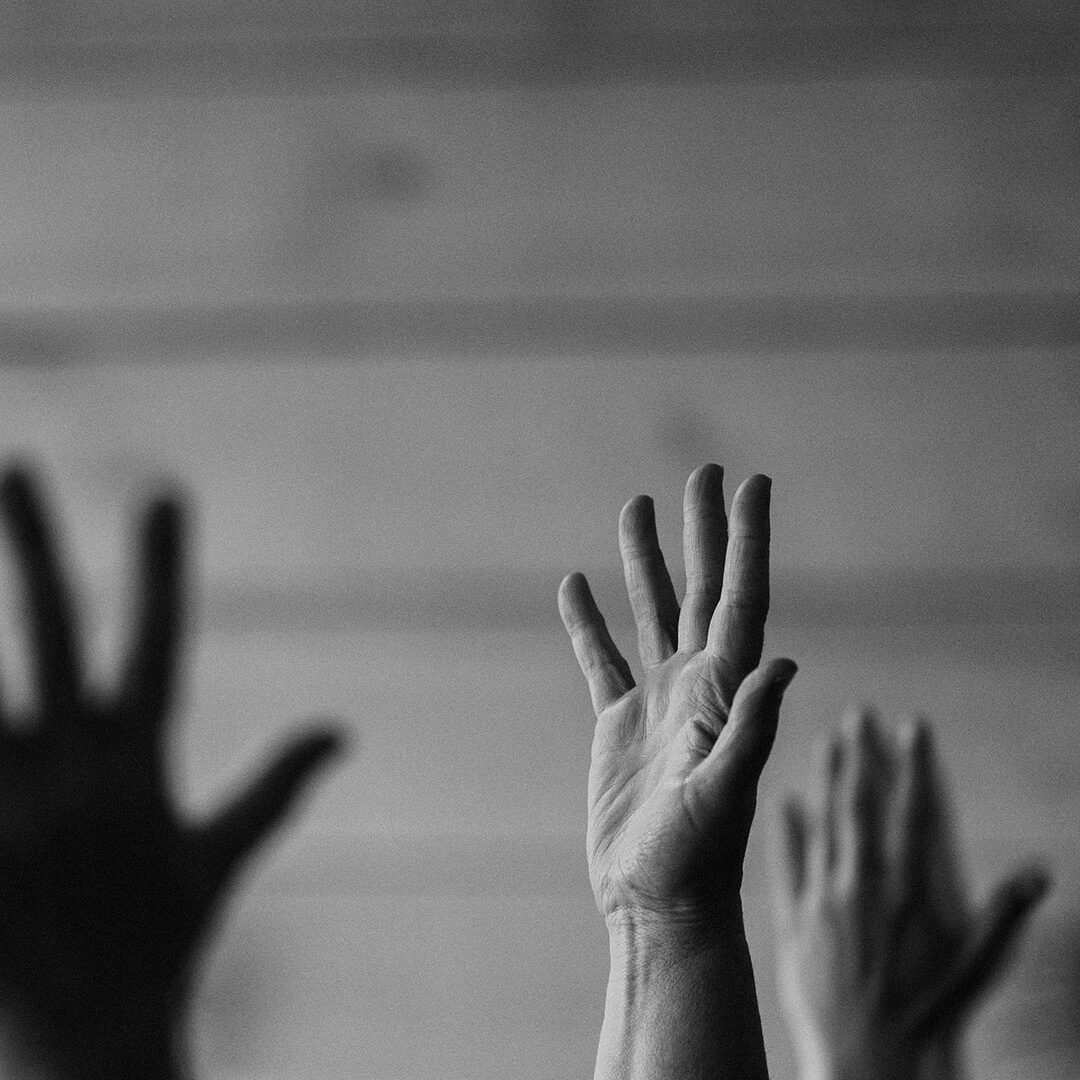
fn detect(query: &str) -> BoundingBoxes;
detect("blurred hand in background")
[773,710,1049,1080]
[0,465,345,1080]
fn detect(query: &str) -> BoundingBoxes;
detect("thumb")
[688,658,797,810]
[198,724,350,887]
[910,863,1050,1038]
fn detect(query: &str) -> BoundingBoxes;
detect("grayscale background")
[1,3,1078,1077]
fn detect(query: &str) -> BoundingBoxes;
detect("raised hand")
[773,710,1049,1080]
[0,466,344,1080]
[560,465,797,1080]
[560,464,797,925]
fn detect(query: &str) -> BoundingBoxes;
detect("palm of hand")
[587,650,744,915]
[0,718,200,1030]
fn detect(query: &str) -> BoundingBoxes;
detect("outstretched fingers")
[677,464,728,653]
[558,572,634,713]
[707,474,770,681]
[618,495,679,668]
[119,493,186,736]
[199,726,347,888]
[0,465,82,717]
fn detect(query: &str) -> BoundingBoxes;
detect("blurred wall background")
[1,2,1078,1077]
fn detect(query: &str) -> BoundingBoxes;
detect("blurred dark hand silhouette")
[0,465,345,1080]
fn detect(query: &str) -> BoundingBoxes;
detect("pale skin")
[0,465,345,1080]
[560,464,798,1080]
[773,710,1050,1080]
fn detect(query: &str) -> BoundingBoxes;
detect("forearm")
[596,902,769,1080]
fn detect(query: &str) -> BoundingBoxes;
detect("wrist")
[596,898,768,1080]
[604,896,754,1016]
[604,892,750,966]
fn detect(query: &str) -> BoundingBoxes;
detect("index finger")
[706,473,770,679]
[559,572,634,714]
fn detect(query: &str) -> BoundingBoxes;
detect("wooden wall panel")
[0,353,1075,596]
[5,0,1077,41]
[2,79,1078,320]
[2,3,1077,99]
[192,894,606,1080]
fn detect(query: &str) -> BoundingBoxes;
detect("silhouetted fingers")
[912,864,1050,1038]
[119,494,186,736]
[835,708,892,894]
[558,573,634,713]
[200,726,347,886]
[707,474,770,680]
[677,464,727,653]
[778,794,812,905]
[618,495,679,668]
[893,717,939,896]
[0,465,82,718]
